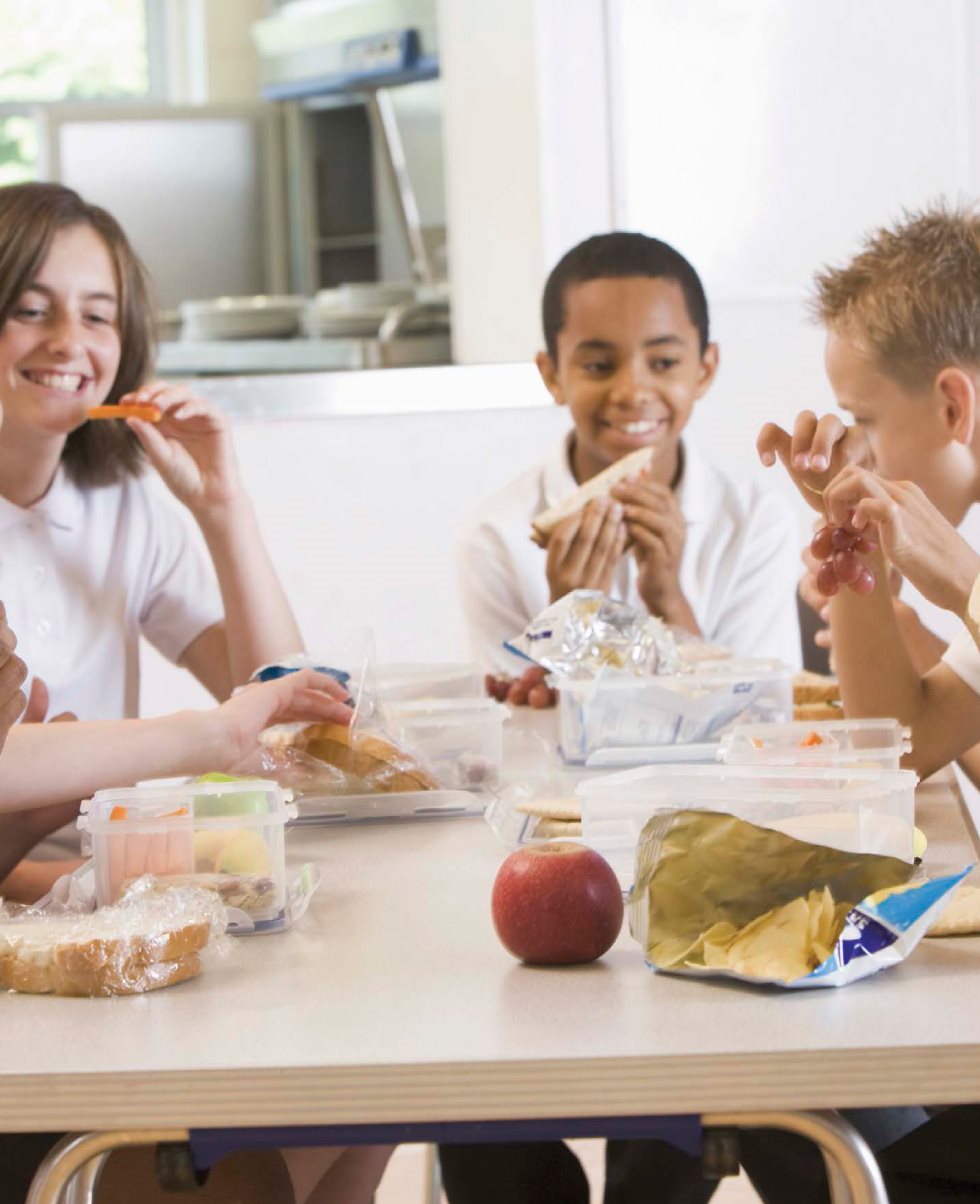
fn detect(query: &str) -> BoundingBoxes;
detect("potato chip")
[700,922,739,969]
[727,896,814,983]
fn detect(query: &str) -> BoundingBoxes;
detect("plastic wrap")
[233,742,351,797]
[505,591,681,679]
[629,809,969,990]
[0,880,226,996]
[259,722,440,794]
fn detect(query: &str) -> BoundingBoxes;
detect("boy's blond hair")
[812,203,980,387]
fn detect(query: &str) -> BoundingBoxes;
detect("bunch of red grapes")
[810,524,877,597]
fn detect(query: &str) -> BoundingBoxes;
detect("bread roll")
[530,446,652,544]
[272,723,439,793]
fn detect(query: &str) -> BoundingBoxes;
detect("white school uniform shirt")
[456,435,802,674]
[942,628,980,697]
[0,465,224,721]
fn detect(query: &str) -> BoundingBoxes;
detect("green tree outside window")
[0,0,150,184]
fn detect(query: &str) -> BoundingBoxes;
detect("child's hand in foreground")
[823,466,980,616]
[757,410,872,511]
[545,498,628,603]
[216,668,353,762]
[611,474,686,619]
[0,604,27,752]
[485,667,557,708]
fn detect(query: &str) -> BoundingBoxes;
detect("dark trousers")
[439,1139,717,1204]
[0,1133,64,1204]
[744,1106,980,1204]
[440,1106,980,1204]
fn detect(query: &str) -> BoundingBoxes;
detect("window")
[0,0,163,184]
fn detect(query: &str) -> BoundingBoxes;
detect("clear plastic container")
[387,698,510,789]
[557,659,793,764]
[719,718,912,771]
[291,788,489,826]
[578,762,918,889]
[376,662,485,703]
[78,779,294,933]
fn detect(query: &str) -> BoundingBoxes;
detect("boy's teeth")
[29,371,83,391]
[617,420,657,434]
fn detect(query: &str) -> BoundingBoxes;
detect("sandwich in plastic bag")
[0,879,227,996]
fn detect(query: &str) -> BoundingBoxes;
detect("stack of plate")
[180,295,305,341]
[302,290,390,339]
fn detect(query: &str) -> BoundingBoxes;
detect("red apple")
[491,842,624,965]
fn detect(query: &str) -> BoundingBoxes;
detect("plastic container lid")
[79,778,293,830]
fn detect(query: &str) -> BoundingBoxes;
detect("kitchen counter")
[169,360,548,420]
[157,334,452,379]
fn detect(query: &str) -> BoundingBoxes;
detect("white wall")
[139,369,564,715]
[439,0,979,495]
[438,0,614,363]
[608,0,980,495]
[163,0,267,103]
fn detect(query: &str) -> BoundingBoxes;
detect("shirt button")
[35,618,52,637]
[33,565,46,584]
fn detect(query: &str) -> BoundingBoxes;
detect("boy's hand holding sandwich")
[611,473,698,633]
[545,498,628,602]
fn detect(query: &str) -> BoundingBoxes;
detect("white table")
[9,763,980,1204]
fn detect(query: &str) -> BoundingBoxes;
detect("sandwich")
[530,446,652,545]
[793,670,842,720]
[264,723,439,794]
[0,887,221,997]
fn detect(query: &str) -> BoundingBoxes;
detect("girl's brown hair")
[0,181,156,486]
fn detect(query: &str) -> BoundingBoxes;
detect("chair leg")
[423,1143,442,1204]
[59,1152,108,1204]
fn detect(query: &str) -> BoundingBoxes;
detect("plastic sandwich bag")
[629,808,969,989]
[257,634,442,796]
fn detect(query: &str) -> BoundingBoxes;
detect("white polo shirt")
[456,435,802,673]
[0,466,224,721]
[942,628,980,696]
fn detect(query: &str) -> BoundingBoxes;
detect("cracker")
[516,797,581,821]
[926,883,980,937]
[533,818,582,839]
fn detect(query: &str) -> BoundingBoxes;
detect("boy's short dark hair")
[541,232,710,360]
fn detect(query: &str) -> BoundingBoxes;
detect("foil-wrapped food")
[506,590,682,680]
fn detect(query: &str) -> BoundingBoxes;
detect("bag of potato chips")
[629,809,969,989]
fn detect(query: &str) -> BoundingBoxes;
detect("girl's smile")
[0,223,121,438]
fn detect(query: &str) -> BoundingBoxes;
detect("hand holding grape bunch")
[810,524,878,597]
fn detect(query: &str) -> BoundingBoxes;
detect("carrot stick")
[88,402,162,423]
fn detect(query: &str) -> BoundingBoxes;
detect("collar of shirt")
[541,433,707,524]
[0,465,84,534]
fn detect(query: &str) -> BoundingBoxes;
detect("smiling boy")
[457,233,802,678]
